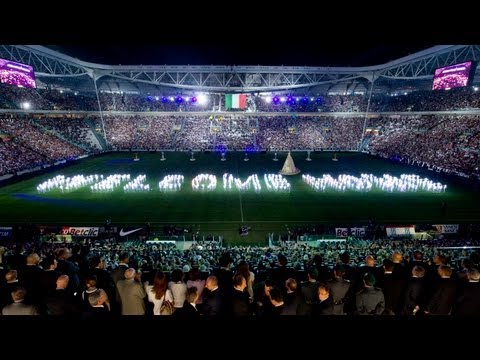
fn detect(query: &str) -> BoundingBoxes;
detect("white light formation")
[36,173,447,194]
[37,174,103,193]
[159,175,184,191]
[91,174,130,192]
[302,174,447,192]
[223,173,261,192]
[124,175,150,192]
[192,174,217,191]
[264,174,290,191]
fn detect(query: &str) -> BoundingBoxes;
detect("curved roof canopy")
[0,45,479,93]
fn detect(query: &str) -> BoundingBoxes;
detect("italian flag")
[225,94,247,109]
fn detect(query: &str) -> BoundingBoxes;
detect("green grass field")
[0,151,479,244]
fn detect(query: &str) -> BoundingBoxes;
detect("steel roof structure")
[1,45,479,94]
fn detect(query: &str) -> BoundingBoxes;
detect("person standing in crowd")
[425,265,456,315]
[329,266,350,315]
[454,268,480,316]
[56,248,80,295]
[116,268,146,315]
[201,275,223,316]
[356,273,385,315]
[402,266,427,315]
[2,287,39,315]
[145,271,173,315]
[168,268,187,309]
[313,283,334,316]
[230,274,251,317]
[173,287,200,318]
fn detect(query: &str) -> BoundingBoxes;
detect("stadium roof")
[1,45,479,94]
[48,44,432,67]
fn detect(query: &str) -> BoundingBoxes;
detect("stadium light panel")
[197,94,207,105]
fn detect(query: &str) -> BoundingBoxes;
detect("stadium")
[0,44,479,317]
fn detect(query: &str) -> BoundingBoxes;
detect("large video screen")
[0,58,36,88]
[432,61,474,90]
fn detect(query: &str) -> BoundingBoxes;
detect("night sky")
[48,43,435,67]
[4,15,477,68]
[40,24,474,67]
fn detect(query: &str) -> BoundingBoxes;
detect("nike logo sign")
[119,228,143,236]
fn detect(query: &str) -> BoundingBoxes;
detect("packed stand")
[33,116,102,152]
[0,116,86,176]
[367,115,480,177]
[0,235,479,317]
[372,87,480,112]
[211,116,256,151]
[0,140,46,176]
[2,84,480,113]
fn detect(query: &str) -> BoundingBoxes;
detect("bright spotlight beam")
[197,94,208,105]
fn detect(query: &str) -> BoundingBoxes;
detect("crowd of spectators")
[212,116,256,151]
[174,116,211,150]
[1,112,479,177]
[33,116,102,152]
[368,115,480,177]
[0,84,52,110]
[0,236,479,317]
[0,116,86,176]
[2,79,480,177]
[0,140,46,176]
[99,93,214,112]
[252,94,368,113]
[2,84,480,113]
[257,117,296,150]
[106,115,360,152]
[371,87,480,112]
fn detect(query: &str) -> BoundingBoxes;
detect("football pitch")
[0,151,479,244]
